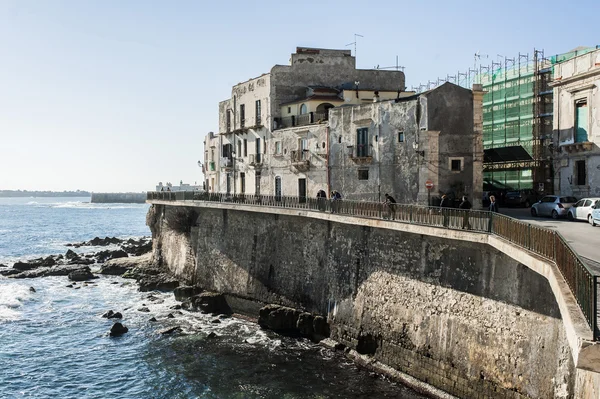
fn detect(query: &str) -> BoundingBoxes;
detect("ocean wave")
[0,283,33,322]
[52,202,143,210]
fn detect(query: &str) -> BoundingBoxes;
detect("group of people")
[316,189,342,212]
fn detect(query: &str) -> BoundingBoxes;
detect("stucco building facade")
[552,48,600,198]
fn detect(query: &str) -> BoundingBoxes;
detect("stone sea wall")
[91,193,146,204]
[149,203,582,398]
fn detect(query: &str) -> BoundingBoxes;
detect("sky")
[0,0,598,193]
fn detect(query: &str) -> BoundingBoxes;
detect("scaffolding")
[414,46,598,192]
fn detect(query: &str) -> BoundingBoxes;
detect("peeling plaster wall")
[328,83,476,204]
[553,49,600,197]
[151,204,579,398]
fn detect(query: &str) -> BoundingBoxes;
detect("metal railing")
[146,191,599,340]
[274,111,330,130]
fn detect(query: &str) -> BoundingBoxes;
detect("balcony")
[349,145,373,165]
[249,154,263,166]
[274,111,329,130]
[291,150,310,171]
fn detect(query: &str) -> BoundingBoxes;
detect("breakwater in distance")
[91,192,146,204]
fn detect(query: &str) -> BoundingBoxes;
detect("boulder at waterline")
[187,292,232,315]
[159,326,180,335]
[109,323,128,337]
[68,267,95,281]
[173,285,203,301]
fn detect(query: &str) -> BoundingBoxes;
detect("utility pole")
[346,33,364,61]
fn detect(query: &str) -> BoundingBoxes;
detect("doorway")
[275,176,282,201]
[298,178,306,203]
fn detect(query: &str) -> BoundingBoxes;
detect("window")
[356,128,369,157]
[358,169,369,180]
[576,160,586,185]
[398,131,404,142]
[451,159,462,171]
[240,104,245,128]
[255,100,261,125]
[338,136,342,144]
[243,139,248,157]
[226,110,231,132]
[240,173,246,194]
[287,106,291,114]
[584,200,592,207]
[575,101,588,143]
[237,140,242,156]
[300,104,307,115]
[275,141,282,155]
[222,143,232,158]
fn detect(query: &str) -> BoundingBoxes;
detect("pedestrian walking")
[440,194,451,227]
[331,190,342,213]
[384,193,397,220]
[459,195,472,229]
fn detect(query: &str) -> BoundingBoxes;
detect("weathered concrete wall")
[149,203,585,398]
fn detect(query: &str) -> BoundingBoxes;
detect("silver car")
[531,195,578,219]
[567,197,600,223]
[590,200,600,226]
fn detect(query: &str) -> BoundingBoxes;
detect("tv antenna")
[346,33,364,59]
[375,55,405,72]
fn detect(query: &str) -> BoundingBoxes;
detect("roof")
[280,95,344,106]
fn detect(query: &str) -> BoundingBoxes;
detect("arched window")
[300,104,307,115]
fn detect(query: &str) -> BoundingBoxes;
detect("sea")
[0,197,427,399]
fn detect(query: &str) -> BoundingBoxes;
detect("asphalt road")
[500,207,600,274]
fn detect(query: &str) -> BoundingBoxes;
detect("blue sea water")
[0,197,426,399]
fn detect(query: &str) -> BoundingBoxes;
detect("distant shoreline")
[0,191,91,198]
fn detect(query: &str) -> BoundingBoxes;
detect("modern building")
[551,47,600,198]
[203,47,406,196]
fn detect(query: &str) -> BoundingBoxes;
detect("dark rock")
[170,304,182,310]
[12,261,38,272]
[138,307,150,313]
[65,249,78,260]
[258,305,301,333]
[68,267,95,281]
[102,310,115,318]
[29,287,36,293]
[95,249,128,263]
[109,322,128,337]
[167,313,175,318]
[173,286,203,301]
[65,284,73,288]
[207,332,217,338]
[211,319,221,324]
[0,263,6,267]
[74,287,81,290]
[188,292,232,315]
[11,264,91,279]
[40,256,57,267]
[313,316,330,339]
[218,314,230,319]
[68,258,94,265]
[138,275,180,292]
[159,326,180,335]
[110,281,119,284]
[111,312,123,319]
[122,241,152,256]
[149,317,157,322]
[297,312,314,336]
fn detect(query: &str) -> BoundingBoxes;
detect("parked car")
[589,200,600,226]
[504,189,541,208]
[531,195,578,219]
[567,197,600,222]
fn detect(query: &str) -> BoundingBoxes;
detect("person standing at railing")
[331,190,342,213]
[384,193,397,220]
[459,195,472,229]
[440,194,451,227]
[317,189,327,211]
[488,195,499,213]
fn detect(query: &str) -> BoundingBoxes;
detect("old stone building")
[203,47,483,207]
[203,47,406,196]
[328,82,483,205]
[552,47,600,197]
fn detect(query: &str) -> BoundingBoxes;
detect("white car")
[567,197,600,223]
[590,200,600,226]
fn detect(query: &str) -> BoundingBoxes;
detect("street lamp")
[412,141,425,158]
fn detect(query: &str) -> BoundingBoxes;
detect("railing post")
[488,212,493,233]
[594,276,598,341]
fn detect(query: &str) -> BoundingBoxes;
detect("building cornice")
[551,67,600,87]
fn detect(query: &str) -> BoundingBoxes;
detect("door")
[298,178,306,203]
[574,199,585,219]
[256,138,261,163]
[580,199,593,220]
[226,174,231,195]
[275,176,282,201]
[539,196,555,216]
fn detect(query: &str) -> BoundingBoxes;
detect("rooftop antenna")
[346,33,364,60]
[376,55,405,71]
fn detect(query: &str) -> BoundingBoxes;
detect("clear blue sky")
[1,0,597,192]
